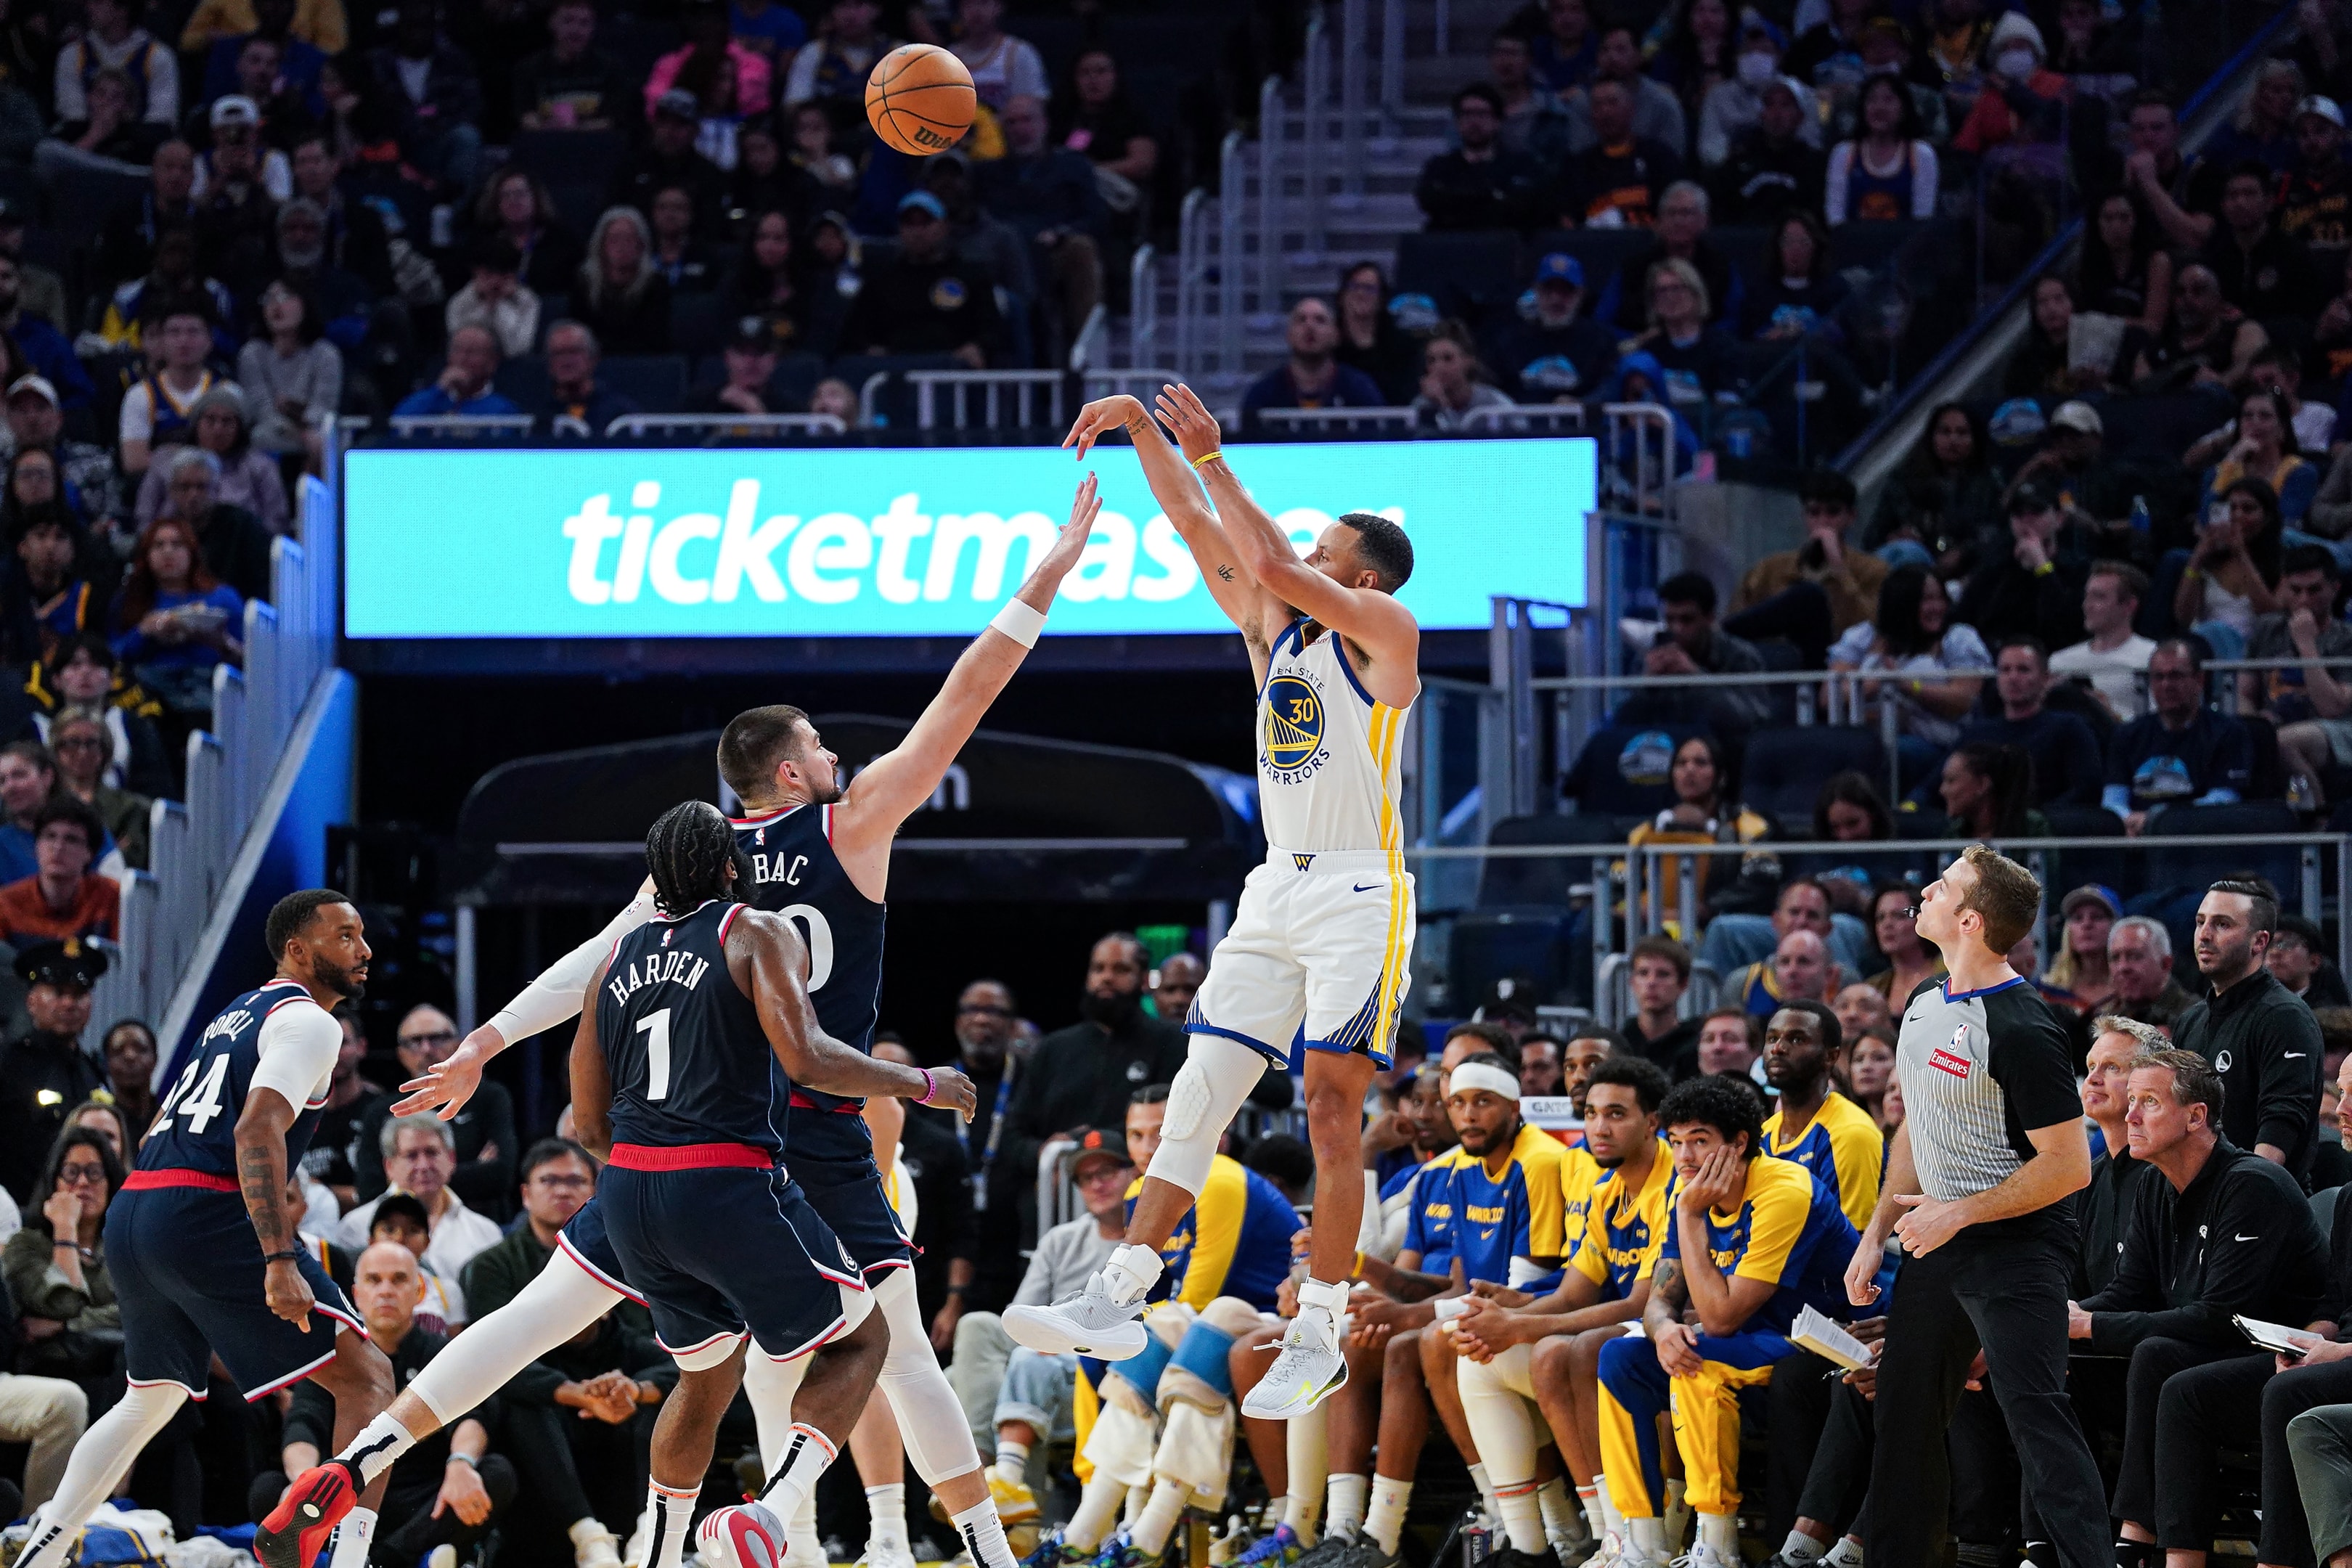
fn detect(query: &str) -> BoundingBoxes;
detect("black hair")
[265,888,351,965]
[2277,913,2324,951]
[1658,1074,1766,1158]
[645,799,746,917]
[1657,570,1717,615]
[36,1124,123,1232]
[2226,156,2277,192]
[1813,771,1893,840]
[1587,1053,1670,1112]
[30,794,104,857]
[1771,997,1844,1058]
[1797,465,1853,515]
[1132,1082,1172,1105]
[1948,741,2036,837]
[369,1191,431,1235]
[717,703,814,800]
[1241,1132,1316,1199]
[519,1136,595,1186]
[1453,82,1504,115]
[2210,875,2281,936]
[1338,512,1415,591]
[1911,401,1988,478]
[1442,1019,1522,1071]
[2152,634,2206,674]
[1874,564,1945,658]
[1997,633,2050,666]
[1564,1025,1628,1055]
[2242,385,2301,456]
[2285,542,2343,580]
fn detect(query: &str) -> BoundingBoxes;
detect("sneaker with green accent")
[1018,1531,1092,1568]
[1232,1526,1305,1568]
[1240,1305,1347,1420]
[1089,1541,1159,1568]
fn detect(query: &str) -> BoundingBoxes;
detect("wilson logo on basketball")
[1929,1048,1971,1080]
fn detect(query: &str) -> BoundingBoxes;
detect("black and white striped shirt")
[1897,975,2083,1205]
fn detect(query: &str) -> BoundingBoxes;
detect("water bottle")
[2130,494,2150,535]
[1461,1510,1495,1568]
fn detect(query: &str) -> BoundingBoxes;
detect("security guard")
[0,938,106,1203]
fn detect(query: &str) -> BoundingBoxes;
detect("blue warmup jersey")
[599,899,780,1154]
[732,802,885,1114]
[142,979,329,1176]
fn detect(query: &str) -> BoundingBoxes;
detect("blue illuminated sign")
[342,440,1595,639]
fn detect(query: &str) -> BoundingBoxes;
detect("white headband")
[1448,1062,1522,1101]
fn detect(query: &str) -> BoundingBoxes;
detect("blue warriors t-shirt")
[1400,1147,1471,1273]
[1659,1154,1860,1338]
[1571,1139,1673,1300]
[1127,1153,1299,1312]
[1763,1092,1886,1233]
[1445,1124,1570,1290]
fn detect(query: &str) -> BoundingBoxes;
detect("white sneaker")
[1239,1307,1347,1420]
[1667,1545,1738,1568]
[574,1524,624,1568]
[425,1548,457,1568]
[1002,1273,1149,1358]
[854,1543,918,1568]
[1577,1534,1632,1568]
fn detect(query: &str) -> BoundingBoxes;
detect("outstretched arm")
[834,475,1103,880]
[1066,393,1271,650]
[1155,385,1418,679]
[733,910,979,1116]
[402,881,658,1118]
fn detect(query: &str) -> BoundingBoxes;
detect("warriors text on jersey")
[1255,617,1410,855]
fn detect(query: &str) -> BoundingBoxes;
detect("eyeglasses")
[52,736,102,752]
[57,1162,105,1184]
[957,1004,1012,1018]
[399,1029,458,1048]
[530,1171,592,1190]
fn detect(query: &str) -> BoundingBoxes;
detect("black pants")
[503,1399,647,1535]
[249,1456,517,1567]
[1767,1349,1839,1542]
[2108,1336,2252,1530]
[1866,1219,2111,1568]
[2154,1349,2352,1565]
[1804,1378,2020,1551]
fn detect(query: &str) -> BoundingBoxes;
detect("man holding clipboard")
[2064,1046,2326,1567]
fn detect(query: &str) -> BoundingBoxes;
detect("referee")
[1847,846,2111,1568]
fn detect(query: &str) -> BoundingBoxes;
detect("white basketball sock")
[950,1498,1018,1568]
[1325,1474,1368,1540]
[758,1426,838,1528]
[1495,1484,1545,1556]
[339,1413,415,1489]
[1130,1479,1188,1557]
[865,1484,908,1557]
[643,1483,699,1568]
[1362,1477,1412,1556]
[1697,1512,1739,1558]
[1536,1479,1578,1548]
[992,1437,1029,1487]
[1465,1462,1500,1522]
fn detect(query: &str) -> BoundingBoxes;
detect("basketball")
[864,43,976,157]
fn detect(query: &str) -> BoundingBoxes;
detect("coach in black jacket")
[2172,878,2324,1183]
[2070,1048,2327,1561]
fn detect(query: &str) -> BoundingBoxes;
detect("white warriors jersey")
[1257,617,1413,853]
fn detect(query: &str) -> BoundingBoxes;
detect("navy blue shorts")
[788,1103,914,1287]
[109,1182,362,1401]
[600,1154,868,1364]
[557,1196,645,1304]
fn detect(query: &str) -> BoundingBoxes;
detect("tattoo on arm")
[1217,564,1234,581]
[239,1140,290,1254]
[1653,1257,1687,1310]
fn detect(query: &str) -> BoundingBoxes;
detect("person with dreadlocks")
[570,799,978,1568]
[269,473,1106,1568]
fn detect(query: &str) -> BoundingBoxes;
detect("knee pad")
[870,1270,982,1485]
[1110,1308,1188,1407]
[1148,1036,1265,1197]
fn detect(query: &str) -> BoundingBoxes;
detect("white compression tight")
[406,1244,621,1426]
[743,1270,980,1487]
[19,1382,189,1568]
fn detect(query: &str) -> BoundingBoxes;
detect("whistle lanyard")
[957,1065,1017,1211]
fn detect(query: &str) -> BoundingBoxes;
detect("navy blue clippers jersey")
[141,981,329,1177]
[600,899,782,1153]
[732,802,884,1114]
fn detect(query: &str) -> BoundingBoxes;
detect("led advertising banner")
[343,438,1595,639]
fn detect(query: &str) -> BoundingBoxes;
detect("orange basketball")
[865,43,976,157]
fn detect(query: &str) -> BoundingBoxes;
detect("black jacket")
[2081,1138,2327,1353]
[1416,144,1547,232]
[2173,968,2325,1183]
[0,1032,101,1204]
[2072,1143,2154,1297]
[1957,529,2094,650]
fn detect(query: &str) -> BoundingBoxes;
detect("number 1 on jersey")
[639,1009,673,1101]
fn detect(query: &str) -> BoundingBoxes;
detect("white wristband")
[991,598,1048,648]
[1432,1296,1469,1323]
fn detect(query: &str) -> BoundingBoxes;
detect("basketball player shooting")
[1005,385,1420,1421]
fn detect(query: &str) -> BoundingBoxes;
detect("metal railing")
[604,412,846,438]
[909,369,1069,432]
[1069,303,1111,374]
[1410,834,2352,1020]
[1220,128,1247,375]
[1175,187,1212,377]
[94,444,343,1034]
[1257,406,1418,436]
[388,413,534,438]
[1461,404,1587,434]
[1129,244,1161,367]
[1258,73,1286,330]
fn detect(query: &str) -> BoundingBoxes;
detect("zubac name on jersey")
[730,803,884,1114]
[143,980,325,1176]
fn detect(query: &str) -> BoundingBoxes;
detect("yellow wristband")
[1352,1248,1365,1278]
[1191,449,1222,470]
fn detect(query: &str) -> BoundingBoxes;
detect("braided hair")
[645,800,748,917]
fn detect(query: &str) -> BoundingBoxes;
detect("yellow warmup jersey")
[1257,617,1413,854]
[1571,1140,1673,1299]
[1762,1092,1885,1232]
[1561,1144,1602,1265]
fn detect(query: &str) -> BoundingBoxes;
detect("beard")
[313,957,366,1000]
[1080,988,1140,1028]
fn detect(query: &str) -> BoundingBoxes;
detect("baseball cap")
[2008,478,2059,514]
[897,189,947,221]
[2300,94,2346,129]
[210,94,261,128]
[654,88,699,121]
[2061,883,2122,920]
[1068,1127,1131,1171]
[7,374,57,408]
[1533,253,1584,288]
[2049,399,2103,436]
